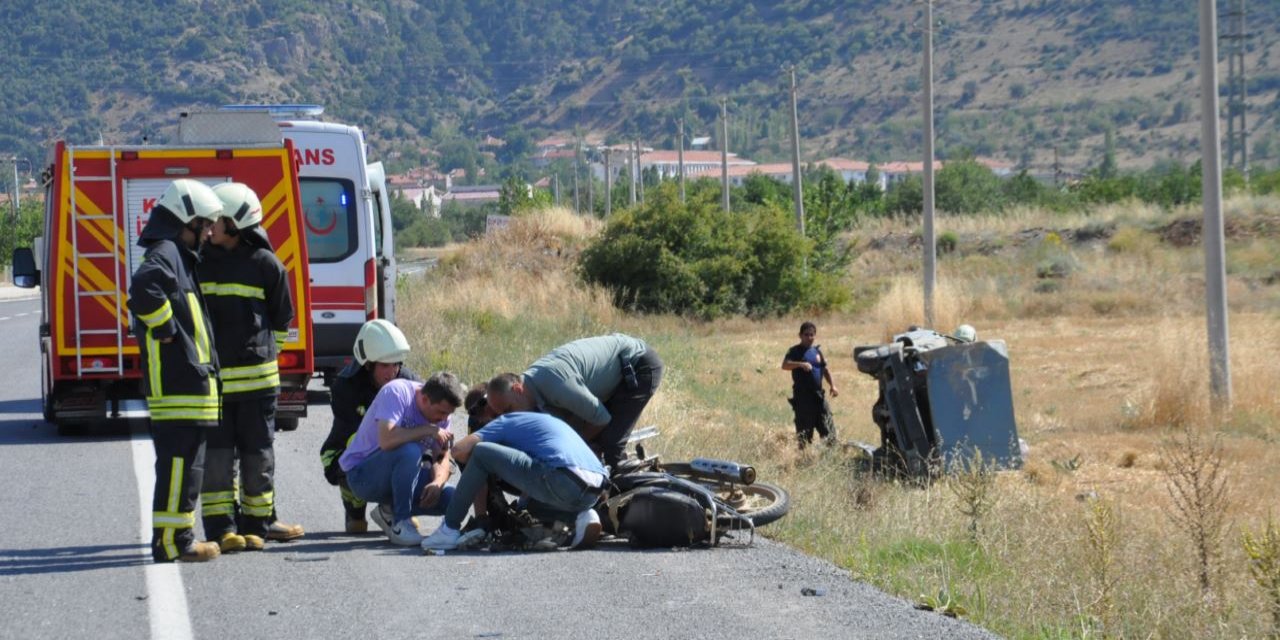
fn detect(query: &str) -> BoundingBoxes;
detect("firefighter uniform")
[127,183,222,563]
[197,236,294,541]
[320,361,420,528]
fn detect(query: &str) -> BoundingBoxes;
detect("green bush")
[0,199,43,269]
[579,181,843,319]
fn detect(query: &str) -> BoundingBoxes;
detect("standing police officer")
[128,179,223,563]
[319,319,420,533]
[197,183,303,551]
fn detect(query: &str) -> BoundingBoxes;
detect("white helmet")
[211,182,263,230]
[353,319,411,365]
[954,324,977,343]
[158,179,222,224]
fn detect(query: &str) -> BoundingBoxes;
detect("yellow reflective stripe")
[241,504,273,517]
[148,393,220,407]
[167,458,183,513]
[187,292,210,364]
[138,300,174,328]
[153,511,196,528]
[241,490,274,517]
[222,374,280,394]
[201,504,237,516]
[150,409,220,422]
[201,491,236,503]
[240,491,274,507]
[339,485,364,506]
[274,331,288,347]
[199,282,266,299]
[222,362,279,380]
[162,527,177,559]
[146,331,163,394]
[320,450,339,467]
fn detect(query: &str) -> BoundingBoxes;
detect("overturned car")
[853,326,1022,479]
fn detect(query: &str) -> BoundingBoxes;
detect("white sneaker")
[386,518,423,546]
[421,524,462,551]
[370,504,394,536]
[570,509,602,549]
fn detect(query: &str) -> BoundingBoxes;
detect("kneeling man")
[338,372,463,545]
[421,409,605,551]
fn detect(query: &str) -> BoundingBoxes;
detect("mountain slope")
[2,0,1276,175]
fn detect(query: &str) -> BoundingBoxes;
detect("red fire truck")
[10,112,314,433]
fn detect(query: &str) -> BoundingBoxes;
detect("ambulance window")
[299,178,358,262]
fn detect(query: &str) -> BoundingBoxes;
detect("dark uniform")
[128,208,220,562]
[786,342,836,447]
[320,361,420,525]
[197,239,293,540]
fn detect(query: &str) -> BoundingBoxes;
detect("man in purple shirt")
[338,372,464,545]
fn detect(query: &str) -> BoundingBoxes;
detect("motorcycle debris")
[800,587,828,597]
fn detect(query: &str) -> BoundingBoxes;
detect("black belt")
[560,467,603,492]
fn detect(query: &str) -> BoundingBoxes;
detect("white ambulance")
[217,105,397,383]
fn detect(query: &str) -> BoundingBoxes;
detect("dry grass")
[399,196,1280,638]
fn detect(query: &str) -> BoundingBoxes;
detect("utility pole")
[636,139,644,204]
[586,147,594,216]
[1222,0,1249,176]
[604,148,612,218]
[1200,0,1232,413]
[9,157,18,218]
[553,173,560,206]
[922,0,938,328]
[720,97,730,212]
[788,66,805,235]
[629,141,637,206]
[677,119,686,203]
[572,152,580,215]
[1053,147,1061,187]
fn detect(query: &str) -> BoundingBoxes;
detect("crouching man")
[421,404,605,552]
[337,372,464,546]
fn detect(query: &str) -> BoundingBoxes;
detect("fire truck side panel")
[41,143,313,427]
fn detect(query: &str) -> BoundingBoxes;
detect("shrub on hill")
[579,181,846,319]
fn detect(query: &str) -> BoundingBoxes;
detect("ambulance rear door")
[280,121,376,375]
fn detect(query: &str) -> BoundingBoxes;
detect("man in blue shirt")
[782,321,839,449]
[420,411,606,551]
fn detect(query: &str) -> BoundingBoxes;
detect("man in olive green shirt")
[486,333,663,468]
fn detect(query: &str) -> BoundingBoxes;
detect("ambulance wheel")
[276,417,299,432]
[41,357,54,423]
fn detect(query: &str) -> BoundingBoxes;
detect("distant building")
[641,150,755,180]
[441,185,502,207]
[689,136,712,150]
[687,157,876,188]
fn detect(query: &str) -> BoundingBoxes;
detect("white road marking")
[0,316,10,321]
[130,434,196,640]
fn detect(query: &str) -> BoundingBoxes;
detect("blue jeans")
[346,443,453,523]
[445,442,600,530]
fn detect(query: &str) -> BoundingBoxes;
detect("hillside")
[2,0,1277,177]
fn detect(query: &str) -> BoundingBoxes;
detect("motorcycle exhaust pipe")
[690,457,756,485]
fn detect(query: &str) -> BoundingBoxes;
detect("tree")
[579,181,841,319]
[936,157,1003,214]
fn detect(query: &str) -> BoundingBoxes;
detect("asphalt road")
[0,296,998,640]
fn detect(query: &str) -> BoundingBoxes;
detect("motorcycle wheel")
[662,462,791,527]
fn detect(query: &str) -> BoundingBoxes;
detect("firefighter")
[197,182,304,552]
[127,179,223,563]
[320,319,421,533]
